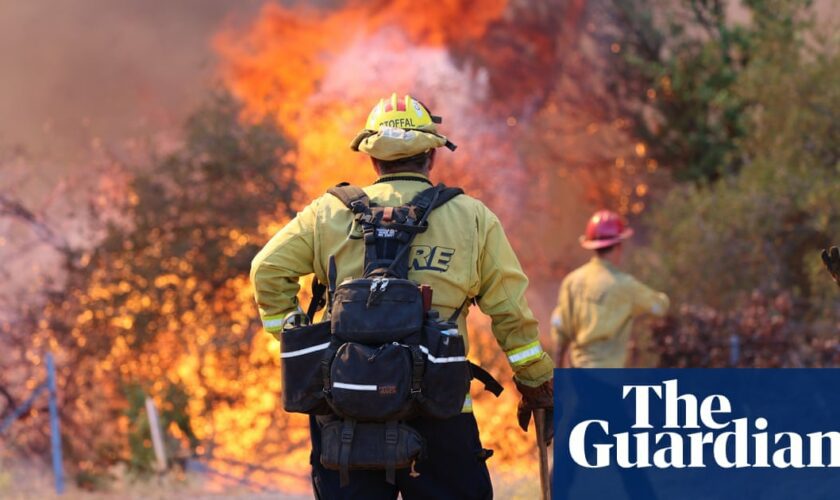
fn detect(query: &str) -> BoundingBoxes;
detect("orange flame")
[214,1,517,201]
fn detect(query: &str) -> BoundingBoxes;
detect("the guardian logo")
[569,379,840,469]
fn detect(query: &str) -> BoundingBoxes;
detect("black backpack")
[278,182,503,486]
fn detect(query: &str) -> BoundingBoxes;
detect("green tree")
[632,3,839,311]
[611,0,746,182]
[609,0,815,183]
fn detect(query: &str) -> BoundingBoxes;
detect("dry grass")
[0,453,308,500]
[0,452,542,499]
[490,468,543,499]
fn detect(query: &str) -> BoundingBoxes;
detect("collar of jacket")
[590,255,619,273]
[374,172,433,185]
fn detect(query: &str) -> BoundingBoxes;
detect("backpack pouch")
[331,278,423,343]
[329,342,414,420]
[419,323,471,419]
[280,321,331,414]
[320,420,423,471]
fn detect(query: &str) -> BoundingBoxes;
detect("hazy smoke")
[0,0,264,163]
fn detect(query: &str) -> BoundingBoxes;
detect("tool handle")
[534,408,551,500]
[420,284,433,312]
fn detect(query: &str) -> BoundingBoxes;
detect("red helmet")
[579,210,634,250]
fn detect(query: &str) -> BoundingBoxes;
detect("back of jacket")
[551,257,670,368]
[251,172,553,387]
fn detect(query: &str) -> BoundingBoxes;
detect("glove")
[822,247,840,287]
[515,379,554,445]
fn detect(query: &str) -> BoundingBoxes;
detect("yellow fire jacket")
[551,256,669,368]
[251,172,553,387]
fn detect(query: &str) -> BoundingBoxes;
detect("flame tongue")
[215,1,521,200]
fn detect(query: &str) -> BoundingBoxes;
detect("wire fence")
[0,352,64,495]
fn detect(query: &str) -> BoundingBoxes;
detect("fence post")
[46,353,65,495]
[729,334,740,367]
[144,397,168,473]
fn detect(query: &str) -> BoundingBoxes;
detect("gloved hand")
[822,247,840,287]
[515,379,554,445]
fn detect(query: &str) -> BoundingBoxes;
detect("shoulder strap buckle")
[349,199,367,214]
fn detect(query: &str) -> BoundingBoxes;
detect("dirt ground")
[0,454,541,499]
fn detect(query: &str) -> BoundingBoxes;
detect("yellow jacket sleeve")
[250,200,319,338]
[476,210,554,387]
[628,277,670,317]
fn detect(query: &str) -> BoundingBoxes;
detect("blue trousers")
[309,413,493,499]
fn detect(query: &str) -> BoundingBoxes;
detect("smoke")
[0,0,594,311]
[0,0,268,312]
[0,0,264,163]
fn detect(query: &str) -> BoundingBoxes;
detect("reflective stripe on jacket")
[550,256,669,368]
[251,172,553,387]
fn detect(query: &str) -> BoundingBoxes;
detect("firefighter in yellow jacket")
[551,210,670,368]
[251,93,553,499]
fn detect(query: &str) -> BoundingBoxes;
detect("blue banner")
[554,369,840,500]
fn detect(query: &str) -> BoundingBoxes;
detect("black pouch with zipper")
[330,277,424,343]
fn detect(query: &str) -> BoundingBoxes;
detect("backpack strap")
[329,255,337,299]
[430,186,464,209]
[327,183,373,213]
[384,420,399,485]
[338,418,356,487]
[327,182,461,221]
[328,184,383,275]
[469,362,504,397]
[447,297,475,322]
[381,184,461,276]
[443,294,504,398]
[306,277,327,322]
[326,182,463,279]
[446,300,504,398]
[383,185,442,275]
[407,184,462,222]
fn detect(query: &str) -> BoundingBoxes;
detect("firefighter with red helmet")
[550,210,670,368]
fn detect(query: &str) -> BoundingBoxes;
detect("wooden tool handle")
[534,408,551,500]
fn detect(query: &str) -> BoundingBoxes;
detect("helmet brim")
[351,128,449,161]
[579,228,634,250]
